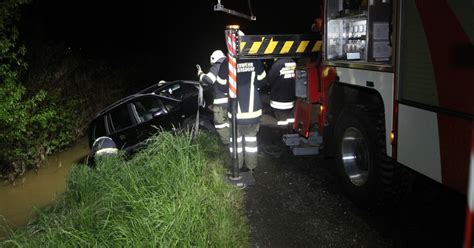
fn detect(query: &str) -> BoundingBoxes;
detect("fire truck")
[217,0,473,207]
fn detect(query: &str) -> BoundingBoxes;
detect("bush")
[1,132,249,247]
[0,0,35,176]
[0,45,127,178]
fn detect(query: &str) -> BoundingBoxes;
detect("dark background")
[21,0,321,88]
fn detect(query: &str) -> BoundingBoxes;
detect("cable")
[247,0,254,18]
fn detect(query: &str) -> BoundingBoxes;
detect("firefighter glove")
[196,64,203,78]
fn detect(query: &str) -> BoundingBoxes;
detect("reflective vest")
[217,58,267,125]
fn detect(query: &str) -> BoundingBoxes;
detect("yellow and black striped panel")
[237,34,322,59]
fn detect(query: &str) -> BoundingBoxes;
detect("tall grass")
[1,132,248,247]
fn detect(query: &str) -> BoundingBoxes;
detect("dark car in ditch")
[88,80,214,153]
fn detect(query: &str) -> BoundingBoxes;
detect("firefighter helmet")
[210,50,225,65]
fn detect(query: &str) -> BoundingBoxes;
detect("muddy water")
[0,137,90,238]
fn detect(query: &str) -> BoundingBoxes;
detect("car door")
[157,82,200,126]
[88,115,108,149]
[106,103,139,149]
[130,95,177,143]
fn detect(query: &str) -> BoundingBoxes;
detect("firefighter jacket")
[198,57,228,107]
[217,58,267,125]
[268,58,296,110]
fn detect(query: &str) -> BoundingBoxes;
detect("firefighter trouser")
[229,123,260,170]
[273,108,295,127]
[213,105,229,145]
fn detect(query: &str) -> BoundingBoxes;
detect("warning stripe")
[228,55,237,98]
[249,40,262,54]
[227,32,237,56]
[226,30,237,99]
[264,38,278,54]
[238,34,322,59]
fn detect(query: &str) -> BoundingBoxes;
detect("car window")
[93,117,107,139]
[158,83,196,100]
[160,97,178,111]
[131,96,163,122]
[109,105,133,131]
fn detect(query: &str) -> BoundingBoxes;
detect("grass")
[1,132,248,247]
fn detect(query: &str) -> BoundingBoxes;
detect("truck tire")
[333,105,411,209]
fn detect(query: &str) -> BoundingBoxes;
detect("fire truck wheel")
[334,105,404,209]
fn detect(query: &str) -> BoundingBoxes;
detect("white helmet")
[210,50,225,65]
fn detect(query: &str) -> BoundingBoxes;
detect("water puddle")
[0,137,90,238]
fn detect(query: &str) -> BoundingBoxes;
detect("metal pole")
[230,97,239,179]
[225,25,241,181]
[463,122,474,248]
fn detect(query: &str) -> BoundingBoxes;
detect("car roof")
[97,94,149,116]
[94,80,200,118]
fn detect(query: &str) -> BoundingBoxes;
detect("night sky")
[22,0,321,86]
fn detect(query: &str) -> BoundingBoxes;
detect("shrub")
[0,0,128,178]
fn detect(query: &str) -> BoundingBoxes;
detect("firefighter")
[216,56,267,173]
[197,50,229,145]
[267,58,297,128]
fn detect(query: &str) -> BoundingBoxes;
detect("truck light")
[320,104,324,113]
[390,131,395,144]
[227,25,240,30]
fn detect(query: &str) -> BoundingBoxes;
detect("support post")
[224,25,255,188]
[225,25,241,182]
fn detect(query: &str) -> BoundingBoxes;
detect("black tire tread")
[364,105,413,208]
[335,104,413,209]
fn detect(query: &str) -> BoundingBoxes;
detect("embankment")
[1,132,248,247]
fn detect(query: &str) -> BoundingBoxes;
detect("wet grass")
[1,132,248,247]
